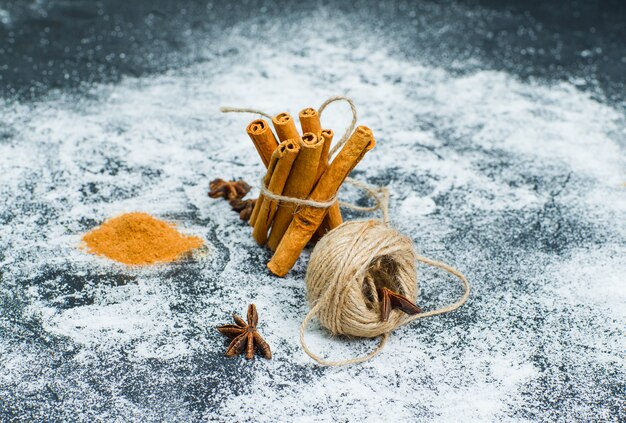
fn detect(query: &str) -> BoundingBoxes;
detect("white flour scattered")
[1,7,624,422]
[0,8,11,26]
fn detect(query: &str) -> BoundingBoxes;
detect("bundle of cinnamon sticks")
[244,107,376,276]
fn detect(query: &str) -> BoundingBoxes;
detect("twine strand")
[343,177,390,225]
[259,176,338,208]
[317,96,357,158]
[220,106,274,120]
[408,255,471,321]
[300,302,390,366]
[259,176,389,222]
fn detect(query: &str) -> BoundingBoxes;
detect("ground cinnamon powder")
[82,212,203,265]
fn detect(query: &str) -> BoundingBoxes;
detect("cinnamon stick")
[267,126,376,276]
[246,119,278,168]
[299,108,322,136]
[252,139,301,245]
[272,112,301,142]
[318,128,333,174]
[249,144,282,227]
[321,199,343,234]
[267,133,324,251]
[314,128,342,236]
[299,108,330,182]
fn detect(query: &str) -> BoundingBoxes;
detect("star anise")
[208,178,251,201]
[229,198,257,221]
[377,287,422,322]
[216,304,272,360]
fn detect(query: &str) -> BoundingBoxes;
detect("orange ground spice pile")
[82,212,203,265]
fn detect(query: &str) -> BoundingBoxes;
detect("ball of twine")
[301,219,470,366]
[306,220,417,338]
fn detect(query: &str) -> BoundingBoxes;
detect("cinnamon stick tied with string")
[248,112,303,227]
[299,107,343,236]
[267,132,324,251]
[246,119,278,168]
[252,139,301,245]
[315,128,333,181]
[315,128,344,236]
[249,146,282,227]
[268,126,376,276]
[299,108,322,136]
[272,112,301,143]
[298,108,330,181]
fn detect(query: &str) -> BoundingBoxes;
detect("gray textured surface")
[1,1,624,421]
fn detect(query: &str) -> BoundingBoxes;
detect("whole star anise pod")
[363,256,422,322]
[229,198,256,221]
[377,287,422,322]
[208,178,251,201]
[216,304,272,360]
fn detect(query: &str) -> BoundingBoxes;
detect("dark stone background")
[0,1,624,421]
[1,0,625,106]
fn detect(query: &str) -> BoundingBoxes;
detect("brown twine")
[301,220,470,366]
[259,176,389,223]
[221,97,470,366]
[219,106,274,120]
[317,95,357,158]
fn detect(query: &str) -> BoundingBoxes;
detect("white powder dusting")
[0,8,11,26]
[1,7,624,422]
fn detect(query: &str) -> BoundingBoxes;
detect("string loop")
[317,96,357,158]
[300,302,390,366]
